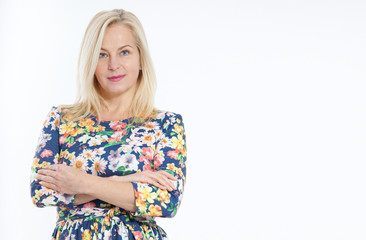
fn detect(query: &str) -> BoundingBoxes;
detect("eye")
[121,50,129,56]
[99,53,108,58]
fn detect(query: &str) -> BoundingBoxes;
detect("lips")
[107,75,125,82]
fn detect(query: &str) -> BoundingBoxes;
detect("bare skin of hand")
[36,164,88,194]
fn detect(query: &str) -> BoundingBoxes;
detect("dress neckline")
[90,113,135,123]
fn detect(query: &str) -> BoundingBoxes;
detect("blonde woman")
[30,9,187,240]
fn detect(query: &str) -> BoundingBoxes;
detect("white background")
[0,0,366,239]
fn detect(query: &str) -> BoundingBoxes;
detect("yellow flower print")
[60,149,69,158]
[31,157,40,170]
[148,192,158,203]
[67,151,76,161]
[167,163,175,172]
[32,189,42,203]
[173,123,183,134]
[148,205,162,216]
[159,190,170,203]
[82,229,92,240]
[60,122,79,137]
[79,118,95,127]
[140,185,153,201]
[171,134,184,151]
[96,125,105,132]
[176,168,183,176]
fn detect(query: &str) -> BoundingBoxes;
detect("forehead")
[101,23,135,49]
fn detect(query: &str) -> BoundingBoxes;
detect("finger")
[146,174,169,190]
[40,181,58,191]
[159,171,178,180]
[153,174,174,191]
[37,174,56,184]
[157,172,177,190]
[38,169,56,177]
[146,177,167,190]
[45,164,58,171]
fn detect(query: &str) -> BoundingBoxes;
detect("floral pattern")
[30,105,187,240]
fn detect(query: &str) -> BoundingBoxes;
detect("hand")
[109,171,178,191]
[36,164,87,194]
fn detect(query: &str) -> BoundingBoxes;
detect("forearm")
[82,174,136,212]
[74,194,96,205]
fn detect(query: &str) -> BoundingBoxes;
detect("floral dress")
[30,105,187,240]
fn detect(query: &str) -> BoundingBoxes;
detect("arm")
[37,112,187,216]
[39,168,179,207]
[30,106,75,208]
[73,172,178,205]
[131,113,187,218]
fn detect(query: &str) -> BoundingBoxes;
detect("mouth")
[107,74,126,82]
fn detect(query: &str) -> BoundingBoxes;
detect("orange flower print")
[81,149,95,160]
[145,122,157,129]
[159,190,170,203]
[54,118,60,128]
[167,163,175,171]
[82,229,92,240]
[160,137,168,146]
[60,122,77,136]
[148,205,162,216]
[79,118,95,127]
[31,107,185,239]
[143,133,154,145]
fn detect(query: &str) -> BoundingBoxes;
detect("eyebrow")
[100,45,132,51]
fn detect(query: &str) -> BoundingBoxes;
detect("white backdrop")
[1,0,366,239]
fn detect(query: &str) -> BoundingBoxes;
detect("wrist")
[81,173,95,195]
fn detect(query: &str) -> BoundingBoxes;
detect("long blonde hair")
[60,9,157,125]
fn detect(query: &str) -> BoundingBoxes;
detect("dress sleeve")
[30,106,75,208]
[131,113,187,218]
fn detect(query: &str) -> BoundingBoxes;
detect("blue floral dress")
[30,105,187,240]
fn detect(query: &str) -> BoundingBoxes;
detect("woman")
[30,9,187,240]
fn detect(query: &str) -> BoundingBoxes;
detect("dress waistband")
[57,206,155,224]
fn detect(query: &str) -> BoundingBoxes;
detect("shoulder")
[153,110,184,130]
[155,110,183,121]
[43,105,61,120]
[44,105,70,125]
[41,105,63,129]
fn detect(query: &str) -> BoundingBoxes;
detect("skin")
[35,23,177,212]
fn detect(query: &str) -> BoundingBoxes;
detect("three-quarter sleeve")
[131,113,187,218]
[30,106,75,208]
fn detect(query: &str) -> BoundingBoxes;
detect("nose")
[108,55,121,71]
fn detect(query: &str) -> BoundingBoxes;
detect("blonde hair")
[60,9,157,125]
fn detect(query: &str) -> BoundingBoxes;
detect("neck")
[99,87,136,119]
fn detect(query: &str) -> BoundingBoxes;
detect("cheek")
[94,65,104,79]
[126,60,141,73]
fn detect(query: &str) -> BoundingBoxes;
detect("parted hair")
[59,9,157,125]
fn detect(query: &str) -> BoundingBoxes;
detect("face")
[94,23,141,99]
